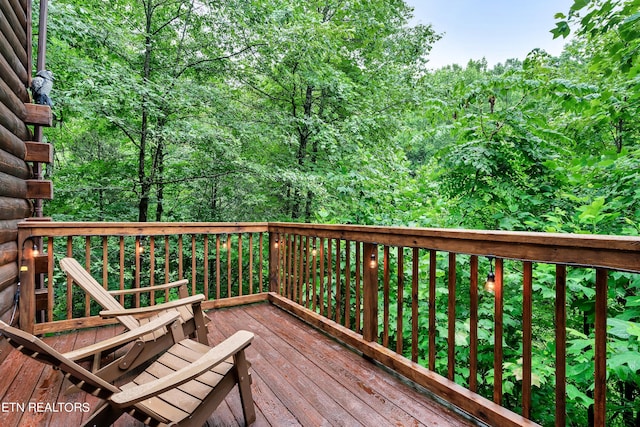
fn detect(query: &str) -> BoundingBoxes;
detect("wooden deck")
[0,302,483,426]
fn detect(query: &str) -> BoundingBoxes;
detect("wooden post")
[594,268,607,427]
[469,255,478,392]
[447,252,456,381]
[268,232,280,293]
[555,264,567,427]
[362,242,378,342]
[522,261,533,419]
[17,227,35,333]
[493,258,504,405]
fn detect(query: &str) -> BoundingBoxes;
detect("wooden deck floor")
[0,302,482,426]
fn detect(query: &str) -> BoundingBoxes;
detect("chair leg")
[193,304,209,344]
[234,350,256,425]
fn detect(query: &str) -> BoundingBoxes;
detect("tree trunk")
[291,84,314,219]
[137,0,154,223]
[154,133,166,222]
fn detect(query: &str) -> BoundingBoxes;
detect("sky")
[404,0,574,69]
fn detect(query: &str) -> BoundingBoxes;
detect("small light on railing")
[369,253,378,268]
[32,243,39,257]
[136,237,145,255]
[274,236,279,249]
[311,242,317,257]
[485,272,495,293]
[485,256,495,293]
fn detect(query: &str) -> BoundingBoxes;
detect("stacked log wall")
[0,0,33,334]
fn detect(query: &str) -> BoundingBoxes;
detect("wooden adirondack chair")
[59,257,210,380]
[0,315,256,426]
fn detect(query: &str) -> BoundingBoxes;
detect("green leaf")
[567,383,594,406]
[570,0,590,12]
[551,21,571,39]
[609,352,640,372]
[608,318,638,339]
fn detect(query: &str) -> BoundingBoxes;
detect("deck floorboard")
[0,302,482,427]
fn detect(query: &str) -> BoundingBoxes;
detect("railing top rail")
[268,222,640,273]
[16,220,640,272]
[18,221,270,237]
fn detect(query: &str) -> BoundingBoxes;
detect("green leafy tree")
[227,0,439,221]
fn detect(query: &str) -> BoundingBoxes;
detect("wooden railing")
[16,221,640,427]
[17,222,269,334]
[267,223,640,427]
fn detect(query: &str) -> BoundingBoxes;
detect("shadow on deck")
[0,302,482,426]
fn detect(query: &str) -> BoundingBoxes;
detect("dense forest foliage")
[40,0,639,235]
[36,0,639,425]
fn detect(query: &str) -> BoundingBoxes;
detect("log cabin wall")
[0,0,53,359]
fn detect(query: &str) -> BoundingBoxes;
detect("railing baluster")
[134,236,141,307]
[47,237,53,322]
[119,237,125,305]
[413,247,419,363]
[164,236,170,300]
[286,234,292,299]
[268,232,277,292]
[555,264,567,427]
[469,255,478,392]
[203,235,209,299]
[522,261,533,418]
[102,237,108,290]
[259,233,264,293]
[299,235,305,304]
[362,242,378,342]
[383,245,390,347]
[319,237,325,316]
[84,236,91,317]
[280,234,286,297]
[355,242,361,333]
[298,234,302,301]
[428,249,436,371]
[327,238,333,319]
[344,241,351,329]
[178,235,184,280]
[305,236,311,308]
[248,234,253,295]
[594,268,607,427]
[494,258,504,405]
[149,236,155,303]
[191,235,197,295]
[279,234,284,295]
[287,234,299,301]
[335,239,341,324]
[312,237,318,311]
[227,234,232,297]
[396,246,404,355]
[448,252,456,381]
[238,233,243,297]
[216,234,221,299]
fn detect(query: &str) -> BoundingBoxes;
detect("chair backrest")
[0,320,119,399]
[59,257,140,331]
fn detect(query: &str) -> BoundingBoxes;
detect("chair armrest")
[110,330,254,407]
[107,279,189,296]
[99,294,205,318]
[62,312,181,361]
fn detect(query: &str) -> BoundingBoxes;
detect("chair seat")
[122,339,234,423]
